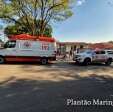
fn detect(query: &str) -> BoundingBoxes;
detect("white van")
[0,36,56,64]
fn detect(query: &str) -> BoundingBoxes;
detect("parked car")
[73,49,113,66]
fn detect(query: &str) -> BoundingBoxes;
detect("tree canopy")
[0,0,75,36]
[4,18,53,37]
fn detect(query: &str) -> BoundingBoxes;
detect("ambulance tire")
[0,56,5,64]
[41,58,48,65]
[105,58,112,66]
[83,58,91,66]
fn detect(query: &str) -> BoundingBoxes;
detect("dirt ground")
[0,61,113,112]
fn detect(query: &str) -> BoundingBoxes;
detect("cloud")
[76,0,86,6]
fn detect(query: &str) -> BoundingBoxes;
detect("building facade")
[56,41,113,55]
[56,42,88,55]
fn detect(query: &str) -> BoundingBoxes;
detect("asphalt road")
[0,61,113,112]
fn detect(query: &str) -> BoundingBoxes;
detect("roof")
[8,34,55,42]
[57,41,113,49]
[89,43,113,49]
[57,42,88,45]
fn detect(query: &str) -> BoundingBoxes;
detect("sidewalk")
[56,55,73,62]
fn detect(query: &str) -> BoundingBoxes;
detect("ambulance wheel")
[0,56,5,64]
[105,59,112,66]
[41,58,48,65]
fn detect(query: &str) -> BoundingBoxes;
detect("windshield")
[4,41,16,48]
[78,49,93,54]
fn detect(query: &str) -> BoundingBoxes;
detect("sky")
[0,0,113,43]
[53,0,113,43]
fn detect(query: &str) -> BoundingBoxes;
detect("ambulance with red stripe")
[0,34,56,64]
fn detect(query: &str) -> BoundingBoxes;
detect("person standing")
[69,49,73,59]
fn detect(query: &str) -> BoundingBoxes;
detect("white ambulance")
[0,34,56,64]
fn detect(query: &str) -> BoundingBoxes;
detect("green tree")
[0,0,75,36]
[4,18,53,37]
[108,41,113,44]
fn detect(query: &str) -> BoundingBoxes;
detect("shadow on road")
[0,74,113,112]
[19,61,113,76]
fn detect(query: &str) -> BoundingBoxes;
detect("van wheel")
[105,59,112,66]
[41,58,48,65]
[0,56,5,64]
[83,58,91,66]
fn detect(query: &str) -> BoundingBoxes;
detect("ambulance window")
[4,41,16,48]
